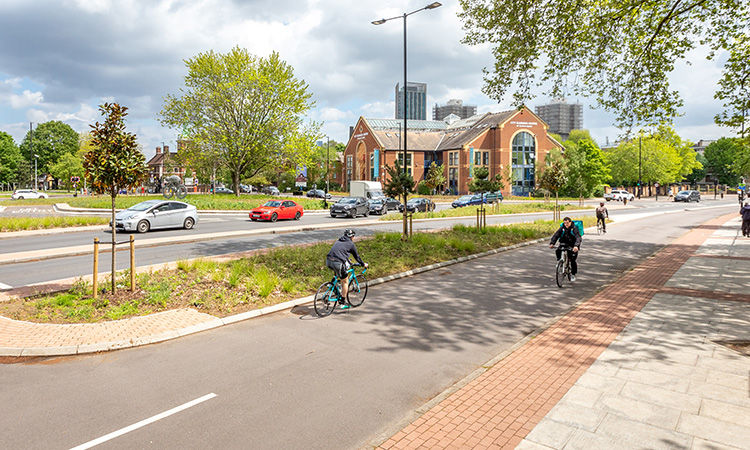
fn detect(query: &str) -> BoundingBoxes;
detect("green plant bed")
[0,217,597,324]
[379,203,591,221]
[0,216,110,232]
[0,193,330,211]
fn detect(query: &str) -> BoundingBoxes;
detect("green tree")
[714,35,750,137]
[733,138,750,180]
[685,153,708,184]
[458,0,750,132]
[383,161,415,238]
[84,103,149,294]
[160,47,319,196]
[538,159,568,221]
[564,139,611,202]
[19,121,79,173]
[49,152,84,191]
[424,163,446,194]
[704,138,742,185]
[468,166,504,226]
[0,132,22,188]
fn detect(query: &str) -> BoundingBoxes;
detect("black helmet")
[343,229,355,238]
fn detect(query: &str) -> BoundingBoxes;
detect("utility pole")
[638,136,642,199]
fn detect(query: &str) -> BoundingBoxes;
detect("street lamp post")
[34,154,39,192]
[325,136,330,208]
[638,136,642,199]
[373,2,441,236]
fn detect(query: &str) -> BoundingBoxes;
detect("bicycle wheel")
[597,222,603,235]
[314,282,337,317]
[176,186,188,199]
[163,187,175,199]
[347,274,368,307]
[555,259,567,288]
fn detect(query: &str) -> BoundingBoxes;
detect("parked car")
[11,189,48,200]
[330,197,369,218]
[485,191,504,203]
[213,186,234,194]
[239,184,256,193]
[399,197,436,213]
[261,186,280,196]
[604,189,635,202]
[382,197,401,210]
[674,190,701,202]
[306,188,331,199]
[368,198,388,215]
[111,200,198,233]
[451,194,485,208]
[249,200,304,222]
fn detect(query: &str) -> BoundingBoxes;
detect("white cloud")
[9,90,43,109]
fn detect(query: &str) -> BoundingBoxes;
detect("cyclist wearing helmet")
[326,229,368,303]
[549,217,582,282]
[595,202,609,233]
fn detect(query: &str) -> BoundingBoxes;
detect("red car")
[249,200,304,222]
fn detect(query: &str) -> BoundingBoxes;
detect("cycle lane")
[375,212,750,450]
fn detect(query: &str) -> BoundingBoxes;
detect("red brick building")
[343,107,563,196]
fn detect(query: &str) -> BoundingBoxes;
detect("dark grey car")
[330,197,369,218]
[674,190,700,202]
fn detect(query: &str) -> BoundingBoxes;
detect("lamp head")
[372,19,386,25]
[425,2,442,9]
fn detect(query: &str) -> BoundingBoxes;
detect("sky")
[0,0,734,160]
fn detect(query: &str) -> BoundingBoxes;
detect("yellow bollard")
[130,235,135,292]
[93,237,99,299]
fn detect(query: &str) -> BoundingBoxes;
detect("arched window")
[511,132,536,196]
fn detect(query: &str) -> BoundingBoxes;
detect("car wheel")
[330,214,336,218]
[364,209,369,217]
[137,220,150,233]
[270,212,278,222]
[183,217,195,230]
[294,211,301,220]
[17,196,23,200]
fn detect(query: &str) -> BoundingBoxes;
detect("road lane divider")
[68,393,217,450]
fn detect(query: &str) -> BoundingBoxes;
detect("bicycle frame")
[555,245,572,287]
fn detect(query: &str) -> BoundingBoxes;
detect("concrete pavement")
[1,208,748,449]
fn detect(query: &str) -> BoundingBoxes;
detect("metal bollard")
[130,235,135,292]
[93,237,99,299]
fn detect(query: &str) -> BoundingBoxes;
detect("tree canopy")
[704,138,743,185]
[563,139,611,198]
[458,0,750,132]
[606,126,701,186]
[160,47,319,195]
[0,132,21,186]
[19,120,79,172]
[714,34,750,136]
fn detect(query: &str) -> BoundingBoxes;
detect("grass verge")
[0,217,596,324]
[0,216,110,232]
[379,202,590,220]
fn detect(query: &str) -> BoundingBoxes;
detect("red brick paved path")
[377,214,735,450]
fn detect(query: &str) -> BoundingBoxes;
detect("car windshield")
[458,195,473,201]
[127,200,162,211]
[677,191,690,195]
[407,199,420,205]
[338,198,357,204]
[370,199,382,205]
[263,201,281,207]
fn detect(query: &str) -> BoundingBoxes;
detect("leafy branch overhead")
[458,0,750,132]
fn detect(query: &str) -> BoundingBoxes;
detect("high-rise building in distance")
[433,99,477,121]
[395,82,427,121]
[534,98,583,141]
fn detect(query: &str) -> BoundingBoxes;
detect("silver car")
[112,200,198,233]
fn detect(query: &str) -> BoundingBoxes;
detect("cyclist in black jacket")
[549,217,582,282]
[326,229,368,301]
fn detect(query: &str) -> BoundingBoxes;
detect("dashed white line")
[69,393,217,450]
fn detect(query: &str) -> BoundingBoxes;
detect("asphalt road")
[0,199,734,289]
[0,203,737,450]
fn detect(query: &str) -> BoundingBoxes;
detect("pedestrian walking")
[740,199,750,237]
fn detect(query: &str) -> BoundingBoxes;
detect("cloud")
[0,0,735,149]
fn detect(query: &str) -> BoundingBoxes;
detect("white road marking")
[69,393,217,450]
[0,282,12,289]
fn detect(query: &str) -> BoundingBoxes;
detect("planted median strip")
[0,216,110,232]
[0,217,596,324]
[379,202,589,220]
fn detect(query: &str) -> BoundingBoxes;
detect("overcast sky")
[0,0,733,159]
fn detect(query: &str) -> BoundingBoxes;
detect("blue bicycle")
[314,263,368,317]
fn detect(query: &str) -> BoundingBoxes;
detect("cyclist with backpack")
[549,217,582,282]
[326,229,368,303]
[596,202,609,233]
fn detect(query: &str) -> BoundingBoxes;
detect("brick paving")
[376,213,737,450]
